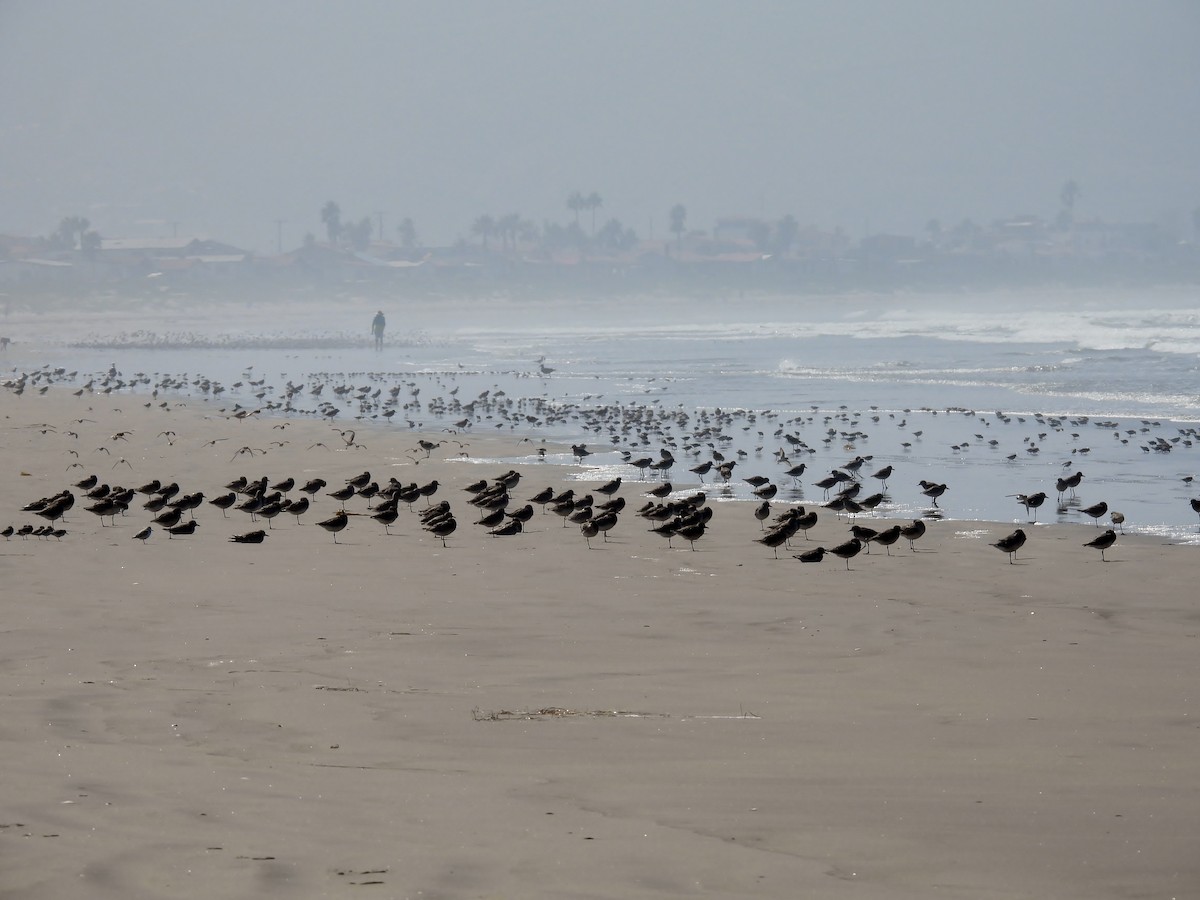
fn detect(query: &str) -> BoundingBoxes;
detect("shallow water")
[8,286,1200,542]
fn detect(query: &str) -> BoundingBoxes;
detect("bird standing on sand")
[133,525,152,543]
[756,528,790,558]
[828,537,862,570]
[990,528,1026,563]
[317,510,349,543]
[1084,529,1117,561]
[900,519,927,551]
[870,524,902,556]
[424,515,457,547]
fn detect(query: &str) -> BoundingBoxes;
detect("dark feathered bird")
[757,528,789,558]
[1080,501,1108,526]
[482,518,519,538]
[230,530,268,544]
[424,516,457,547]
[793,546,826,563]
[828,537,862,570]
[1083,529,1117,561]
[595,477,622,496]
[900,519,927,551]
[167,520,199,538]
[317,509,349,543]
[990,528,1026,563]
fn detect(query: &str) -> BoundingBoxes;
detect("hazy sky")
[2,0,1198,252]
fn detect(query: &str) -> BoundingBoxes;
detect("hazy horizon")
[3,0,1199,253]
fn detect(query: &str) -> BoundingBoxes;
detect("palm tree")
[585,192,603,235]
[471,214,496,250]
[497,213,521,253]
[669,204,687,249]
[567,191,586,226]
[320,201,342,245]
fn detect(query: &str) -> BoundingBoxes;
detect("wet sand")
[1,383,1197,899]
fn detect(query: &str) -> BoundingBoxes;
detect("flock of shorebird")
[5,363,1200,566]
[7,446,1181,569]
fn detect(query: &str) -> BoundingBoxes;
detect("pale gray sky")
[2,0,1198,252]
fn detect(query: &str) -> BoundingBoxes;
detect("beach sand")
[2,383,1197,899]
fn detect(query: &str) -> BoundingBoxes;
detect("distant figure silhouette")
[371,310,386,350]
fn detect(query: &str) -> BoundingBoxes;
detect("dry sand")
[1,384,1197,899]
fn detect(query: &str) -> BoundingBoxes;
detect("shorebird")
[647,482,673,498]
[1057,471,1084,501]
[870,465,893,488]
[753,500,771,529]
[595,477,622,496]
[756,528,789,558]
[1190,497,1200,522]
[230,530,268,543]
[676,520,707,551]
[900,519,927,551]
[794,509,819,539]
[689,461,713,482]
[828,537,862,570]
[793,546,826,563]
[990,528,1026,563]
[1015,491,1047,522]
[328,484,356,506]
[132,525,152,543]
[752,482,778,500]
[346,471,372,489]
[850,523,878,551]
[1083,529,1117,561]
[317,510,349,543]
[1109,511,1125,532]
[490,519,523,537]
[475,508,506,529]
[166,520,199,538]
[153,507,184,529]
[424,515,457,547]
[300,478,327,498]
[591,510,619,541]
[285,496,310,522]
[1080,501,1108,526]
[870,524,902,556]
[372,506,401,533]
[528,487,555,511]
[920,481,948,507]
[580,519,600,547]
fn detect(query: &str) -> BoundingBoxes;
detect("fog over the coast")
[2,0,1198,253]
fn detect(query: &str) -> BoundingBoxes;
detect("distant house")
[94,237,251,281]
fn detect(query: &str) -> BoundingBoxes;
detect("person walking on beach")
[371,310,386,350]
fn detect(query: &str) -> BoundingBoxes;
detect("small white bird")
[133,525,152,543]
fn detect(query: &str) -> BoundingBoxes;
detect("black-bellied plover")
[990,528,1026,563]
[1083,529,1117,561]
